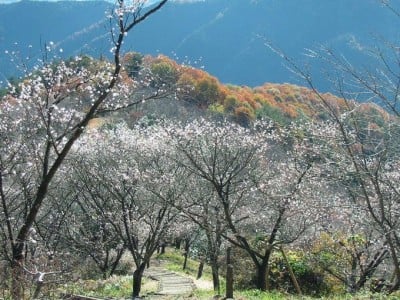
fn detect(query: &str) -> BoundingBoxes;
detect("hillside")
[2,52,389,129]
[0,0,398,92]
[115,54,391,129]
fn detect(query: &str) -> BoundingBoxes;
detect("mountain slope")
[1,52,391,132]
[120,54,391,129]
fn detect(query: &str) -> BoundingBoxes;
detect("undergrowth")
[52,248,400,299]
[58,275,158,298]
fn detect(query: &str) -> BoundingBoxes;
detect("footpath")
[65,258,213,300]
[144,266,196,299]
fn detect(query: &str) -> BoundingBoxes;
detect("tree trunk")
[182,241,190,270]
[174,238,182,250]
[387,235,400,293]
[11,260,24,300]
[11,243,25,300]
[225,247,234,299]
[211,264,220,294]
[208,251,220,293]
[32,280,44,299]
[354,249,387,292]
[280,246,302,295]
[197,260,204,279]
[159,241,166,254]
[183,252,188,270]
[255,261,268,291]
[102,269,108,280]
[132,262,146,299]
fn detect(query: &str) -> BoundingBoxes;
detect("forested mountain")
[0,0,398,91]
[122,54,390,129]
[4,52,387,129]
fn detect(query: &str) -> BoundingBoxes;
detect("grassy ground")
[53,248,400,299]
[156,249,400,300]
[57,274,158,298]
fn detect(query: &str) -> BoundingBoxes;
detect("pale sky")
[0,0,98,3]
[0,0,145,4]
[0,0,203,3]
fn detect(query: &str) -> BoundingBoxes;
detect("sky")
[0,0,148,3]
[1,0,397,90]
[0,0,112,2]
[0,0,204,3]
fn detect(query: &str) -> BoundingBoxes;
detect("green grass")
[191,289,400,300]
[55,249,400,300]
[157,249,400,300]
[157,248,213,281]
[58,275,158,298]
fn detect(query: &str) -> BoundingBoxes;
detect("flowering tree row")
[2,111,398,298]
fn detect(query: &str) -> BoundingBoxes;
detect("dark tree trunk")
[159,241,166,254]
[174,238,182,250]
[132,263,146,299]
[211,265,220,294]
[11,259,24,300]
[102,269,108,280]
[182,240,190,270]
[225,247,234,299]
[386,236,400,293]
[255,261,268,291]
[210,254,220,294]
[11,242,26,299]
[350,249,387,293]
[390,278,400,292]
[197,260,204,279]
[183,252,188,270]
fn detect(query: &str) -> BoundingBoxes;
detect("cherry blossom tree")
[301,55,400,293]
[316,117,400,292]
[163,119,259,292]
[174,177,227,293]
[165,119,322,291]
[264,3,400,289]
[62,187,126,280]
[0,1,169,298]
[69,123,182,298]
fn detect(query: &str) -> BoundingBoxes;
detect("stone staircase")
[144,267,195,297]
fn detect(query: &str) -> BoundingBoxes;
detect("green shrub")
[256,103,289,125]
[269,250,330,296]
[151,61,179,86]
[224,95,239,112]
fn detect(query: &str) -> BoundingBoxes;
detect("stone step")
[144,267,195,296]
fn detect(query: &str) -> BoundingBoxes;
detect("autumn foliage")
[118,53,391,127]
[3,52,387,129]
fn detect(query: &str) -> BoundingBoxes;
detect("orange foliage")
[177,65,226,108]
[127,54,390,125]
[234,105,255,126]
